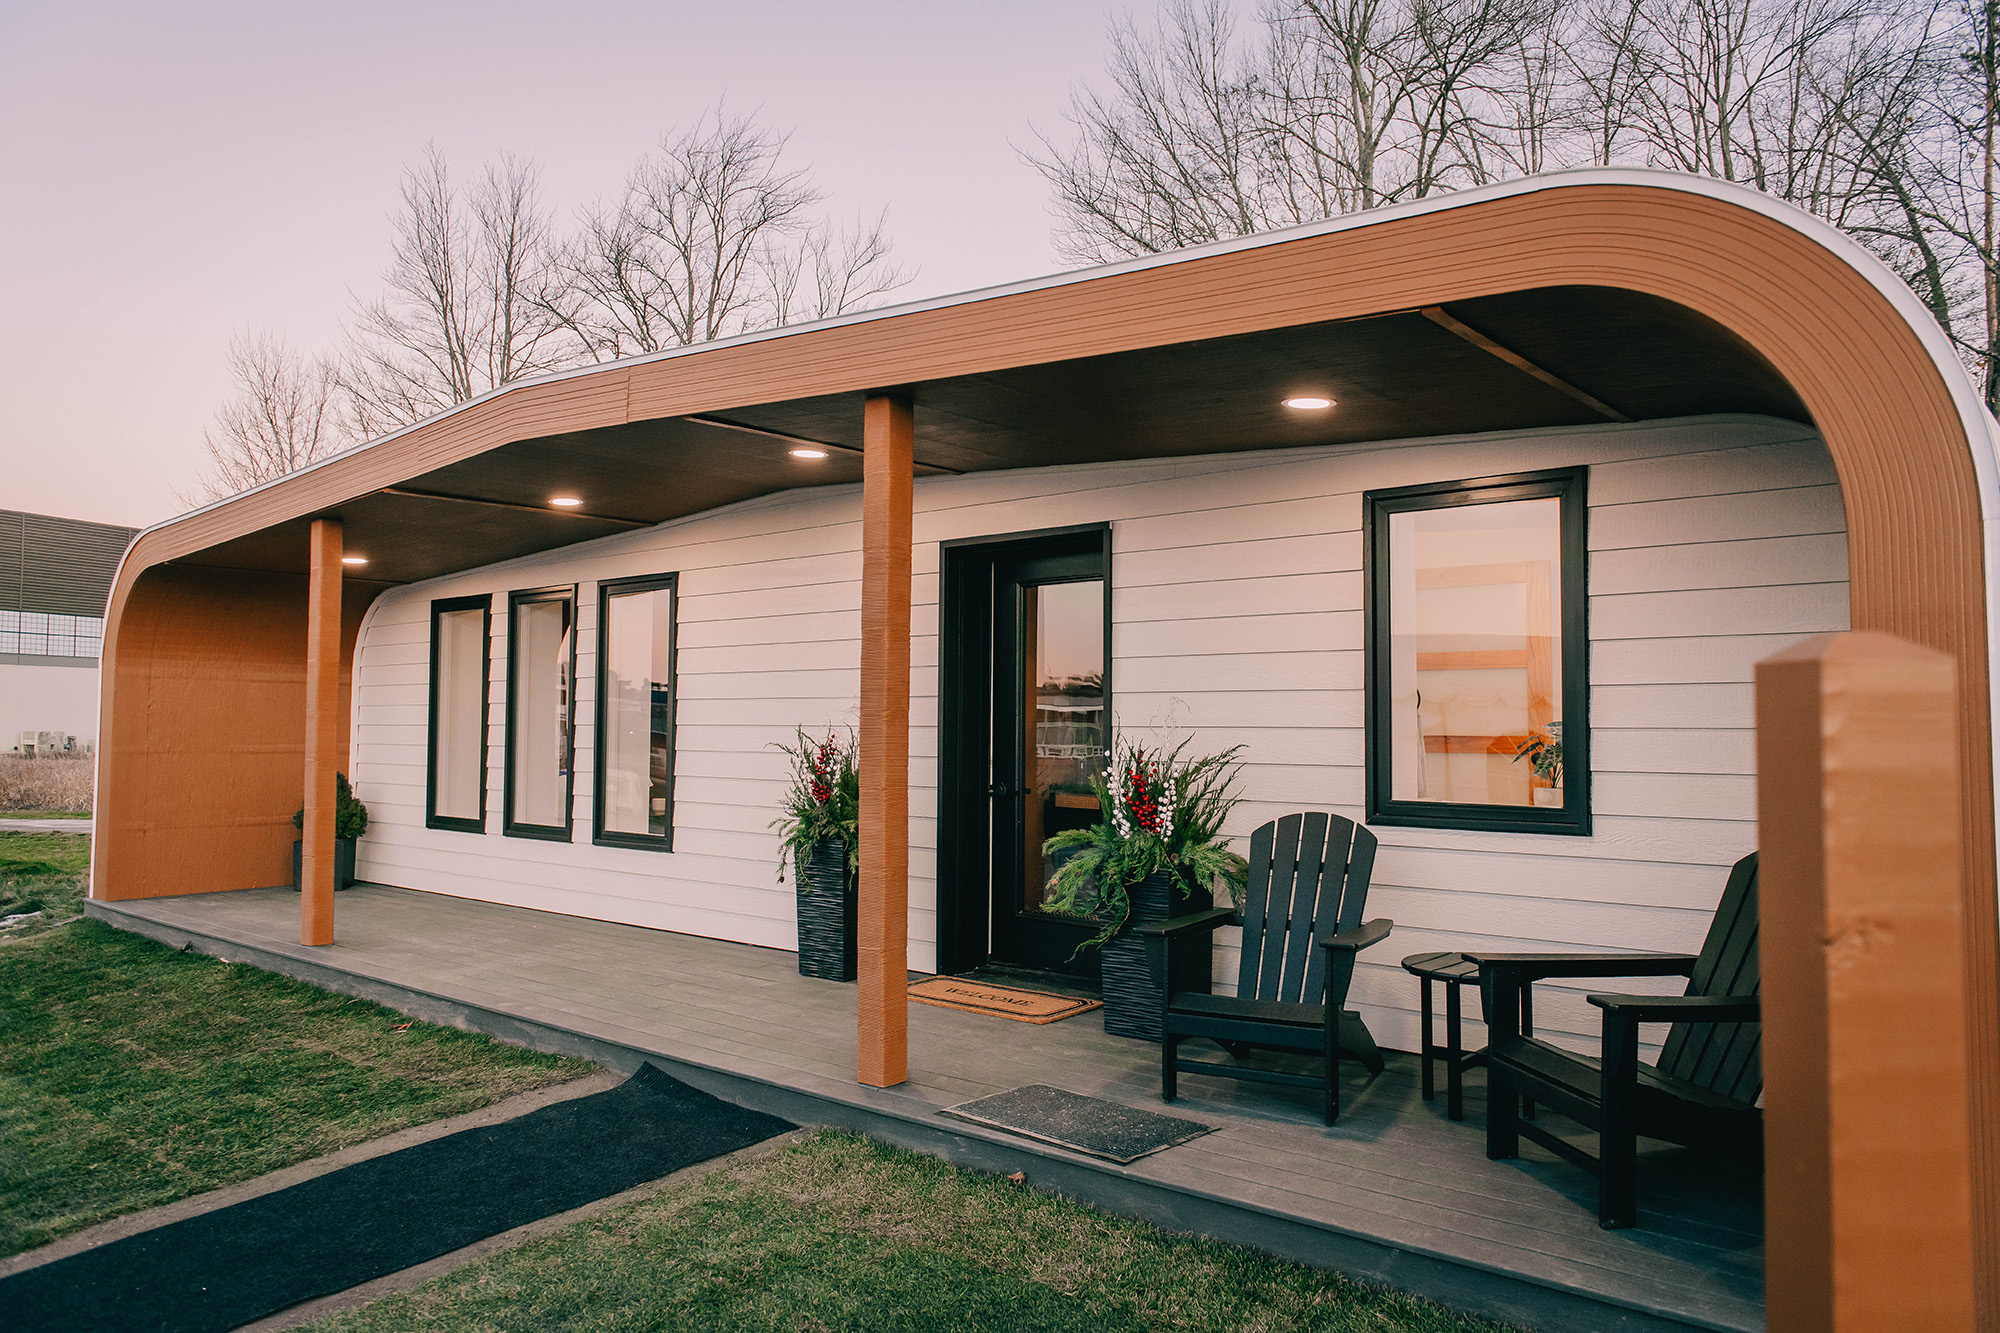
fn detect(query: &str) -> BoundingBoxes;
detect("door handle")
[988,781,1021,798]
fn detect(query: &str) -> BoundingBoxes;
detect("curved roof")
[122,168,1996,595]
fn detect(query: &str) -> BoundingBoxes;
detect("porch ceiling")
[170,284,1805,587]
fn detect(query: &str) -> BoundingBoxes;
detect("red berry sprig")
[809,737,836,805]
[1123,749,1163,834]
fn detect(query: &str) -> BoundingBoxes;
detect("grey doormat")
[940,1085,1211,1163]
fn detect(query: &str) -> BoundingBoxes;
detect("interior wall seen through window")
[1387,497,1563,808]
[433,607,486,822]
[602,583,675,839]
[511,598,572,828]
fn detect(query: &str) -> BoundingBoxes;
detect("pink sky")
[0,1,1117,529]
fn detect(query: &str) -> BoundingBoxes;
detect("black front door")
[937,526,1111,978]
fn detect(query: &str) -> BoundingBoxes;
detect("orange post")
[1757,632,1976,1329]
[301,517,343,947]
[858,393,912,1088]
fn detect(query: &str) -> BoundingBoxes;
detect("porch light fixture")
[1283,395,1335,410]
[789,447,829,460]
[549,496,584,507]
[341,555,368,566]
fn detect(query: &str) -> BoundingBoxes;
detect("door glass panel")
[1020,579,1104,915]
[1387,497,1562,806]
[511,598,573,827]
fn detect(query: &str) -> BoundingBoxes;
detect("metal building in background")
[1,509,139,752]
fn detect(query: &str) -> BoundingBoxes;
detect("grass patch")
[2,811,91,820]
[304,1130,1515,1333]
[0,830,90,926]
[0,831,595,1256]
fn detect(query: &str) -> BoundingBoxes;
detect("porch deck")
[88,886,1763,1333]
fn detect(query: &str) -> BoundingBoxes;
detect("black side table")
[1401,950,1533,1122]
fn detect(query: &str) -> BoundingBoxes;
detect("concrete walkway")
[0,818,91,834]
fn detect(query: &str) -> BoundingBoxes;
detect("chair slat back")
[1657,852,1761,1103]
[1234,812,1379,1007]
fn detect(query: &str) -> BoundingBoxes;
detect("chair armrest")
[1588,992,1760,1024]
[1135,907,1237,939]
[1467,951,1696,981]
[1140,908,1233,992]
[1473,952,1695,1046]
[1321,918,1393,953]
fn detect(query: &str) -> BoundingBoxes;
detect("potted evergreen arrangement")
[292,772,368,892]
[1042,736,1250,1040]
[772,728,859,981]
[1513,721,1564,806]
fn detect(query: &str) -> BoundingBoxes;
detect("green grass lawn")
[303,1130,1514,1333]
[2,834,1511,1330]
[0,831,595,1256]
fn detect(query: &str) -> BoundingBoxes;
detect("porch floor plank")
[87,884,1764,1333]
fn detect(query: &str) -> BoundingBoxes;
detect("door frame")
[935,521,1113,976]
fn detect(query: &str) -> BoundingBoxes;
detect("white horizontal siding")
[349,413,1845,1059]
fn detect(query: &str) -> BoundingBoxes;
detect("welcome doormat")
[907,976,1102,1024]
[941,1084,1211,1163]
[1,1063,793,1333]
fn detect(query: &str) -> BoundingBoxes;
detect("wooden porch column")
[301,517,343,947]
[1756,632,1976,1329]
[857,393,913,1088]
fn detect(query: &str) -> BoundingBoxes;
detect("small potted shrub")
[772,728,859,981]
[1042,736,1250,1040]
[292,772,368,891]
[1513,721,1564,806]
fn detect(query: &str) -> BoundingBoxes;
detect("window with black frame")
[505,585,576,839]
[1365,467,1589,835]
[594,573,678,850]
[427,594,490,833]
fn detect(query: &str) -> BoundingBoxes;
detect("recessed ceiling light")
[789,447,829,460]
[549,496,584,507]
[341,555,369,566]
[1283,396,1335,410]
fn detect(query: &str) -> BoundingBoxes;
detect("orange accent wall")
[91,564,377,901]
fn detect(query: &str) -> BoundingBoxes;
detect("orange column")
[1757,632,1975,1329]
[858,393,912,1088]
[301,518,343,946]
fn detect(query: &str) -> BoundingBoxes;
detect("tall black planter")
[795,838,856,981]
[1101,868,1213,1041]
[291,838,357,892]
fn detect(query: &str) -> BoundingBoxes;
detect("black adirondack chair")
[1139,812,1393,1125]
[1470,851,1762,1229]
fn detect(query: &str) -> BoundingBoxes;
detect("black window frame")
[1363,466,1591,836]
[503,583,579,842]
[592,571,680,852]
[426,593,492,834]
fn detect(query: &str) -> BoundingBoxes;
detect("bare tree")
[1272,0,1561,206]
[1028,0,1274,263]
[189,112,906,501]
[1028,0,1564,263]
[553,106,910,360]
[1887,0,2000,406]
[1953,0,2000,406]
[179,332,347,506]
[341,147,571,435]
[765,209,908,327]
[1036,0,2000,407]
